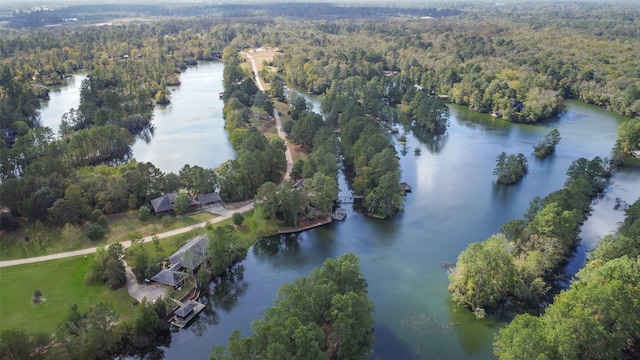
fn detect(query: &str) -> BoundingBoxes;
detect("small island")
[493,152,529,185]
[533,129,561,158]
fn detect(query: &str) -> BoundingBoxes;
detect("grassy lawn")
[0,210,218,261]
[0,254,137,334]
[0,46,290,336]
[0,209,279,335]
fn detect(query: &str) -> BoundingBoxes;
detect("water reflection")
[211,264,248,312]
[187,295,220,337]
[136,124,156,144]
[411,125,449,154]
[370,323,417,360]
[448,299,503,356]
[252,233,301,258]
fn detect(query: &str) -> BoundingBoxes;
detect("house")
[150,235,209,287]
[196,192,222,208]
[149,192,198,216]
[512,100,524,113]
[167,235,208,270]
[149,268,189,287]
[293,178,304,189]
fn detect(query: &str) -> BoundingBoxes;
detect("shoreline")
[277,216,333,234]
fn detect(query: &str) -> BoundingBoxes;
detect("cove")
[38,74,87,131]
[38,66,640,359]
[38,62,234,175]
[162,98,640,359]
[130,61,234,174]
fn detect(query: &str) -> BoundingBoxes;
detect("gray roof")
[175,300,199,317]
[150,192,178,213]
[197,192,221,206]
[150,269,189,287]
[168,235,209,270]
[150,192,198,214]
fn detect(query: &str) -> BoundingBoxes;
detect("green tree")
[0,328,50,360]
[122,299,171,359]
[306,173,339,214]
[534,129,561,158]
[494,152,528,185]
[495,256,640,360]
[172,193,192,215]
[615,119,640,156]
[211,253,373,360]
[86,223,105,241]
[449,235,517,314]
[56,303,120,360]
[138,205,151,222]
[232,212,245,227]
[163,172,181,193]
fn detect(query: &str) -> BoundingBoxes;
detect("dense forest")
[449,157,611,316]
[211,253,374,360]
[2,1,640,230]
[0,1,639,358]
[494,198,640,359]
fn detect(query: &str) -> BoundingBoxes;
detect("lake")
[41,64,640,359]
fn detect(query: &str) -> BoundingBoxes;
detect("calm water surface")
[38,74,87,131]
[130,62,234,174]
[41,68,640,359]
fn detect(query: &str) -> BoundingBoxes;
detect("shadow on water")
[448,300,502,357]
[252,233,301,258]
[210,263,248,313]
[410,125,449,154]
[491,179,525,206]
[369,323,418,360]
[449,104,513,137]
[137,124,155,144]
[184,293,221,337]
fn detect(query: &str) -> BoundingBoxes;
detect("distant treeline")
[5,3,461,28]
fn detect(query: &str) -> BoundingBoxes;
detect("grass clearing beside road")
[0,210,217,262]
[0,254,137,334]
[0,208,278,336]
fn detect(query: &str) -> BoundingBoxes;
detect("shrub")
[86,223,105,241]
[232,212,245,226]
[32,290,42,304]
[138,205,151,222]
[0,213,20,232]
[96,214,109,228]
[90,209,104,222]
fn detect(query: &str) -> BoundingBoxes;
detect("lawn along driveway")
[0,202,255,269]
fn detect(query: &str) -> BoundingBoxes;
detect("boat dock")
[332,208,347,221]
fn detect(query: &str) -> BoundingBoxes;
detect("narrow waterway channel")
[40,65,640,359]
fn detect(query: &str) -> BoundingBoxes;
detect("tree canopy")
[211,253,374,360]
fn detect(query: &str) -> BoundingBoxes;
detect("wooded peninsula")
[0,1,639,359]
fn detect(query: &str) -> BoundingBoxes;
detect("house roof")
[175,300,199,317]
[150,192,178,213]
[168,235,209,270]
[197,192,221,206]
[150,269,189,287]
[150,192,198,213]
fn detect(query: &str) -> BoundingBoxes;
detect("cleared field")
[0,254,137,334]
